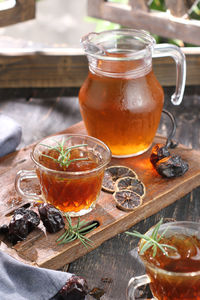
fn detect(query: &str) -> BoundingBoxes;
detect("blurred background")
[1,0,200,149]
[0,0,96,48]
[1,0,200,48]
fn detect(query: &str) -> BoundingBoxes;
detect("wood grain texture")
[129,0,149,11]
[165,0,189,17]
[87,0,200,45]
[0,46,199,88]
[0,0,35,28]
[0,49,88,88]
[0,121,200,270]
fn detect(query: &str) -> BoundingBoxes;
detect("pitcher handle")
[126,274,154,300]
[15,169,42,202]
[153,44,186,106]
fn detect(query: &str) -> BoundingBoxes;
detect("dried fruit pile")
[0,206,101,299]
[52,275,88,300]
[150,110,189,178]
[102,166,145,212]
[0,203,65,245]
[38,203,65,233]
[0,203,98,249]
[0,207,40,245]
[150,143,189,178]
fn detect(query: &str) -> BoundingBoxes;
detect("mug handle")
[127,274,154,300]
[15,169,42,202]
[153,44,186,106]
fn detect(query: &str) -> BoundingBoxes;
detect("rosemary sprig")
[57,213,98,248]
[125,218,177,257]
[40,137,88,169]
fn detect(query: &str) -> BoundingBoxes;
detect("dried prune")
[51,275,88,300]
[155,155,189,178]
[8,207,40,244]
[150,143,170,166]
[149,110,188,178]
[38,203,65,233]
[0,224,9,235]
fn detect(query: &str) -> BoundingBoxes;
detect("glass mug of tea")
[15,134,111,217]
[79,29,186,158]
[127,221,200,300]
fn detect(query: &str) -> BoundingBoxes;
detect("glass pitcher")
[79,29,186,157]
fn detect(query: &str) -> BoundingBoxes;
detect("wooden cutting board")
[1,121,200,270]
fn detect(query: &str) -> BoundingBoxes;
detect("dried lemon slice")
[113,190,142,211]
[102,165,138,193]
[115,177,146,198]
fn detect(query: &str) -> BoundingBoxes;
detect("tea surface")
[143,233,200,273]
[141,233,200,300]
[39,148,98,172]
[37,148,104,213]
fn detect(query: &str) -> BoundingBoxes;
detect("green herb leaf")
[40,137,89,169]
[125,219,177,257]
[57,213,98,248]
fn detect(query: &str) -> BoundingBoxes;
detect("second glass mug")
[127,221,200,300]
[79,29,186,157]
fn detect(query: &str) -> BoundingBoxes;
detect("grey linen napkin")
[0,251,72,300]
[0,114,22,157]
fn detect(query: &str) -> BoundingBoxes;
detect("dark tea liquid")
[37,148,104,213]
[141,234,200,299]
[79,59,164,156]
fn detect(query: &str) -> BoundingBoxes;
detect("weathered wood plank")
[87,1,200,45]
[0,47,198,88]
[1,121,200,269]
[165,0,189,17]
[129,0,149,11]
[0,0,35,28]
[0,49,88,88]
[87,0,104,16]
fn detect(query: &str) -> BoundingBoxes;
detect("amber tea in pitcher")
[79,29,186,157]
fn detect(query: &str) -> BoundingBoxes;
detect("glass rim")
[31,133,111,176]
[81,28,156,61]
[140,221,200,277]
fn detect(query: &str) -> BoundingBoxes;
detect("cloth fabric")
[0,114,22,157]
[0,251,72,300]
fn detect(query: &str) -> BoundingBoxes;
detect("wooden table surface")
[1,85,200,300]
